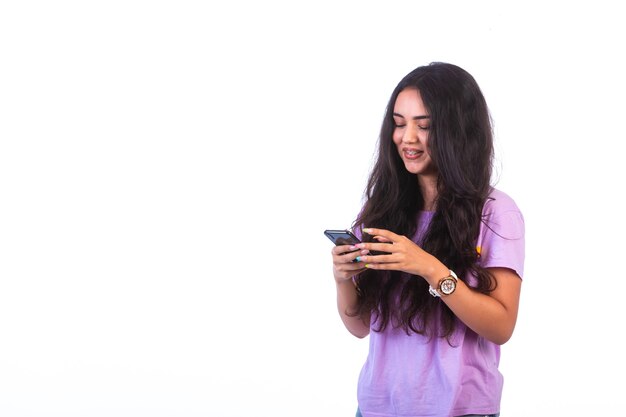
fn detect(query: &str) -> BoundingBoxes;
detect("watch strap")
[428,285,441,297]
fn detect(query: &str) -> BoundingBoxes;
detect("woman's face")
[392,88,435,177]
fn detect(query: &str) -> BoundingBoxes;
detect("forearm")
[425,265,521,345]
[443,279,517,344]
[336,279,370,339]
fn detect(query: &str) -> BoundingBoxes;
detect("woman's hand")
[353,227,444,283]
[331,244,368,283]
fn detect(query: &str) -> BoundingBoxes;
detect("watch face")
[440,278,456,295]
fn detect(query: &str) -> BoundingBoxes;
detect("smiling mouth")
[403,149,423,159]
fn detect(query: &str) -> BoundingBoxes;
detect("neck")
[417,174,438,211]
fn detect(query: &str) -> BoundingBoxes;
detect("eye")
[418,125,430,131]
[394,122,406,128]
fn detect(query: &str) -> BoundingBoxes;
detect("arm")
[355,228,521,345]
[331,245,370,338]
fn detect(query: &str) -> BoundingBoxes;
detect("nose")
[402,124,418,144]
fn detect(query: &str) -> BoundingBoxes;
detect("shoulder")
[481,188,525,240]
[483,188,523,217]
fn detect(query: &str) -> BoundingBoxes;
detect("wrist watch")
[428,270,458,297]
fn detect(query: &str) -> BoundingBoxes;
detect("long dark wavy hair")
[352,62,496,339]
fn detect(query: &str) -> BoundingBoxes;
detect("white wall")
[1,1,624,415]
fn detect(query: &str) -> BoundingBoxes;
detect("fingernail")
[356,256,362,262]
[365,264,371,268]
[363,228,372,234]
[349,245,357,250]
[355,243,365,249]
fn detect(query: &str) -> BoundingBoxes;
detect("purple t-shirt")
[356,188,525,417]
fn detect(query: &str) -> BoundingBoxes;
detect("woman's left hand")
[354,227,443,279]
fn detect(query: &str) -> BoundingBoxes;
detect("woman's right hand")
[332,245,368,283]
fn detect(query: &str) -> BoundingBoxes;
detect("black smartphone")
[324,229,391,257]
[324,229,361,246]
[324,229,361,262]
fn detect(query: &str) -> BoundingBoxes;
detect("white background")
[1,1,625,416]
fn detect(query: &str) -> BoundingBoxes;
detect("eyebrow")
[393,113,431,120]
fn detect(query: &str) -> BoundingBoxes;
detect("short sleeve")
[477,192,526,279]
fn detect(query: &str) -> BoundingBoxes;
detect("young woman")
[331,62,525,417]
